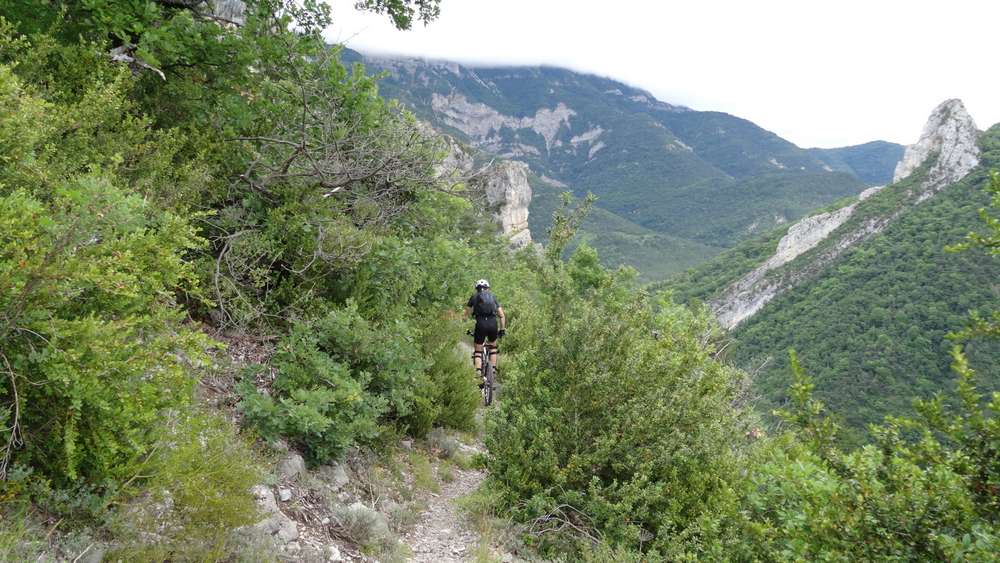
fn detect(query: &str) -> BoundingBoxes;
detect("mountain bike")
[467,329,497,406]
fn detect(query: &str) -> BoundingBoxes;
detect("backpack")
[473,290,498,317]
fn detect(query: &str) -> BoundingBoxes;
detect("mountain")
[666,100,1000,444]
[344,49,902,278]
[809,141,906,185]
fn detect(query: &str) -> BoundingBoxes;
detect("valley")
[2,2,999,559]
[345,49,903,279]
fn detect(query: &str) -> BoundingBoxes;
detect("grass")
[439,463,456,484]
[0,506,52,561]
[409,451,441,494]
[386,500,424,533]
[457,485,523,563]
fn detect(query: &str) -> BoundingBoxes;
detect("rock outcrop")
[476,161,533,248]
[251,485,299,543]
[431,129,533,248]
[711,99,980,329]
[208,0,246,25]
[893,99,980,188]
[431,92,575,153]
[434,133,476,178]
[711,203,862,328]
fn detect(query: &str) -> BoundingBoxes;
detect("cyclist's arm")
[497,306,506,330]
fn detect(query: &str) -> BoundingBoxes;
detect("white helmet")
[475,279,490,289]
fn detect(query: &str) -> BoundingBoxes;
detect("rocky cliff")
[431,92,576,155]
[208,0,246,25]
[711,99,980,329]
[893,99,980,188]
[476,161,533,248]
[432,131,533,248]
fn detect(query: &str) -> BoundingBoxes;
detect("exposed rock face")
[431,92,575,152]
[893,99,979,187]
[712,99,980,329]
[712,204,858,329]
[208,0,246,25]
[477,161,533,248]
[434,134,475,177]
[429,125,534,248]
[251,485,299,543]
[769,205,857,268]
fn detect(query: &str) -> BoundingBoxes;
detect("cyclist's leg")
[472,322,486,371]
[484,317,499,368]
[486,338,498,368]
[472,342,483,371]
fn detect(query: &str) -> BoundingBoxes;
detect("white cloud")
[323,0,1000,147]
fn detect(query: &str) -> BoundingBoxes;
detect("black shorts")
[473,316,498,344]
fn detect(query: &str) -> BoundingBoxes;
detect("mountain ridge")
[344,48,903,278]
[664,100,999,442]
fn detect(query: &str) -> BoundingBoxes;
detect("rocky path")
[401,458,487,562]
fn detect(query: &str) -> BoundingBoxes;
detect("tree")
[354,0,442,29]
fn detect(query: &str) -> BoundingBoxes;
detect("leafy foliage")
[4,2,1000,561]
[354,0,441,29]
[724,351,1000,561]
[484,205,756,557]
[0,0,482,553]
[0,64,209,485]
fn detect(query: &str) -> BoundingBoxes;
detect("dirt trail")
[401,454,487,562]
[400,341,496,562]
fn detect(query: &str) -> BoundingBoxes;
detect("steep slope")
[668,100,999,443]
[810,141,906,185]
[707,99,981,328]
[529,180,726,279]
[344,49,900,276]
[732,163,1000,444]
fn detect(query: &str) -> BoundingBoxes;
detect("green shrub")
[0,179,209,486]
[0,60,218,492]
[237,309,387,464]
[106,411,265,561]
[719,351,1000,561]
[417,319,479,433]
[486,262,753,556]
[239,304,483,461]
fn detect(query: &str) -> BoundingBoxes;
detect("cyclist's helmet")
[475,279,490,290]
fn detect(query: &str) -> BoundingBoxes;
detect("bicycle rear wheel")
[482,360,494,406]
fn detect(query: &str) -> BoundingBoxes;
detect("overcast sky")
[323,0,1000,148]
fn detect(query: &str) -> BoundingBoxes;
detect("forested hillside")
[667,120,1000,445]
[732,129,1000,444]
[1,2,998,561]
[348,50,900,278]
[809,140,906,185]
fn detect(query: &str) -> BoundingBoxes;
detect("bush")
[239,303,483,462]
[416,319,480,433]
[106,411,265,561]
[237,307,387,464]
[485,262,754,556]
[0,66,210,487]
[716,351,1000,561]
[333,502,394,551]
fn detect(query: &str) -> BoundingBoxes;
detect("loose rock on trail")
[401,455,487,562]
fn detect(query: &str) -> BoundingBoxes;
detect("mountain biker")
[465,279,506,379]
